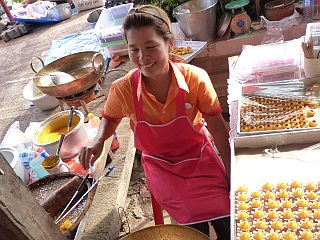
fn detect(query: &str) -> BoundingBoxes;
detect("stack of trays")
[94,3,133,57]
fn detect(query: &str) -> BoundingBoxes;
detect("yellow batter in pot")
[37,115,80,144]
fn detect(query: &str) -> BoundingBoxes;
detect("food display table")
[228,39,320,239]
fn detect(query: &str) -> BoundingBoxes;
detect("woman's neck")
[142,66,172,104]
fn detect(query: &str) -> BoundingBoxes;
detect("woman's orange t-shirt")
[102,61,222,131]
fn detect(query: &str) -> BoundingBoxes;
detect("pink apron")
[131,70,230,225]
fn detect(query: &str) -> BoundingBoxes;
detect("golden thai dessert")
[59,219,72,232]
[171,46,192,56]
[239,232,251,240]
[235,180,320,239]
[237,193,249,202]
[240,95,320,132]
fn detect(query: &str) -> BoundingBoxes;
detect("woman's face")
[126,26,171,79]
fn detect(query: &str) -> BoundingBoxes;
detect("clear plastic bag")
[261,26,284,45]
[231,39,303,84]
[261,10,303,32]
[239,93,320,134]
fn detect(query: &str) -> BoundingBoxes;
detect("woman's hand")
[79,117,120,170]
[79,138,105,170]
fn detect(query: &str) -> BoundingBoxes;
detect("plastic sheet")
[262,142,320,163]
[231,39,303,84]
[44,29,107,65]
[238,79,320,135]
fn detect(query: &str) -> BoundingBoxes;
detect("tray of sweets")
[231,138,320,240]
[172,40,207,63]
[237,79,320,136]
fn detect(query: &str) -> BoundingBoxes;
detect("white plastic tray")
[174,40,207,63]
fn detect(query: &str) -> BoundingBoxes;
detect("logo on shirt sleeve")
[185,103,192,109]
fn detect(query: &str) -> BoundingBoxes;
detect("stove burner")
[57,82,108,114]
[63,85,96,100]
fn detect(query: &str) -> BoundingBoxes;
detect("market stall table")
[227,39,320,239]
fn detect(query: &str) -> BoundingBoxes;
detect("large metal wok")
[31,51,105,97]
[121,224,210,240]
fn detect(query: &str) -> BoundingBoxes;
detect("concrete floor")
[0,10,137,240]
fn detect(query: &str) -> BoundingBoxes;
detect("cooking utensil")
[67,107,75,134]
[264,0,294,21]
[55,159,119,224]
[56,133,65,156]
[6,71,75,84]
[54,173,90,224]
[173,0,219,42]
[31,51,105,97]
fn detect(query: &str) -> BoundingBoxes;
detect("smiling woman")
[79,5,231,239]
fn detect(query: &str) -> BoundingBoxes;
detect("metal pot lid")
[217,11,232,37]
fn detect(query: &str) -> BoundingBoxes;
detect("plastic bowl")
[23,80,60,111]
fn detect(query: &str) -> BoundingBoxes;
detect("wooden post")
[0,154,66,240]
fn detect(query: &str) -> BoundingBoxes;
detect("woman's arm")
[203,113,231,186]
[80,117,120,169]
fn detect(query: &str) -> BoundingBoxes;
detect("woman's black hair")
[123,5,172,42]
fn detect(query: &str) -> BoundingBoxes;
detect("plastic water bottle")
[304,0,314,23]
[87,113,100,128]
[19,151,37,169]
[86,113,100,139]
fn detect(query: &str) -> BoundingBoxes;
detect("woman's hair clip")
[129,7,139,13]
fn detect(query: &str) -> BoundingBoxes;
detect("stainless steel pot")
[33,110,89,159]
[173,0,218,42]
[49,3,72,21]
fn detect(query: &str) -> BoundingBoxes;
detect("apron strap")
[174,63,186,117]
[131,70,144,121]
[176,88,186,117]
